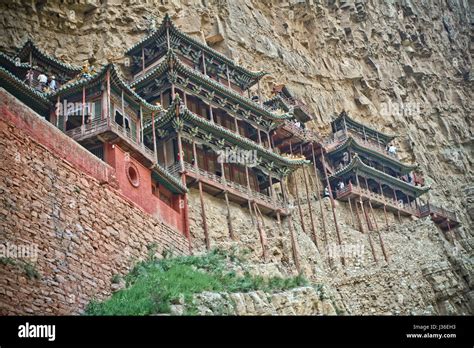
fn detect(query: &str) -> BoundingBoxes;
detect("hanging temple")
[0,14,460,264]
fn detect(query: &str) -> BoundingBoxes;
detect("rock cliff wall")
[0,0,472,314]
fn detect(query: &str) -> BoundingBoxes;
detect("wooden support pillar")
[354,196,365,233]
[121,89,126,135]
[245,165,255,226]
[175,103,191,249]
[151,112,157,161]
[141,46,145,72]
[301,145,319,251]
[234,116,239,135]
[202,52,207,75]
[289,142,306,234]
[139,105,144,144]
[106,68,111,126]
[392,187,402,222]
[226,65,231,88]
[266,131,272,150]
[268,173,275,202]
[368,199,388,263]
[220,159,235,240]
[383,204,389,229]
[253,202,267,262]
[364,202,378,263]
[348,197,355,228]
[193,141,210,250]
[321,151,345,266]
[81,86,86,131]
[287,212,300,273]
[257,128,262,146]
[311,144,328,242]
[378,180,389,228]
[55,95,60,128]
[209,105,214,123]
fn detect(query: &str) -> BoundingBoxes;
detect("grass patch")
[85,249,307,315]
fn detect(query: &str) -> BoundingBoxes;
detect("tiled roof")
[125,14,266,80]
[15,39,82,74]
[329,156,429,196]
[131,51,292,121]
[327,136,417,173]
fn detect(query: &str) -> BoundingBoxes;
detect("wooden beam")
[301,145,319,251]
[321,151,345,266]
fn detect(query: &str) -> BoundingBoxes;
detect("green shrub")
[85,249,308,316]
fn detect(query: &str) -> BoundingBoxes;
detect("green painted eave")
[145,98,308,168]
[131,51,291,122]
[327,136,417,173]
[0,66,52,114]
[49,64,164,118]
[125,14,266,82]
[332,112,395,144]
[329,156,429,197]
[152,163,187,193]
[16,39,82,75]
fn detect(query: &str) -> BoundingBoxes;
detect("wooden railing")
[336,182,419,216]
[325,131,395,159]
[65,118,155,161]
[170,161,285,209]
[419,203,457,221]
[282,120,321,142]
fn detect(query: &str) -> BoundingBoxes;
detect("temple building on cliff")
[0,14,459,263]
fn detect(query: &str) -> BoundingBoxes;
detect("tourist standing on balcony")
[49,76,57,91]
[37,72,47,91]
[25,69,34,85]
[388,143,397,157]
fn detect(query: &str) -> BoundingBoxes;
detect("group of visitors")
[26,69,57,92]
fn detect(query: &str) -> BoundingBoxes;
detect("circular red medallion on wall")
[126,162,140,187]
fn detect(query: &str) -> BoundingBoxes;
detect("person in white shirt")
[338,181,345,190]
[37,73,47,90]
[388,144,397,157]
[49,76,57,91]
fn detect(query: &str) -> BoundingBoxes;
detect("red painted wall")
[104,143,184,233]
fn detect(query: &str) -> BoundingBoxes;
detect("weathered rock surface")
[170,285,338,315]
[0,0,472,315]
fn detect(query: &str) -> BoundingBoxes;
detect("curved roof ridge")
[15,39,82,73]
[330,155,429,195]
[131,50,291,121]
[327,135,418,171]
[125,14,266,79]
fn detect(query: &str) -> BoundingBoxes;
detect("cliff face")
[0,0,472,314]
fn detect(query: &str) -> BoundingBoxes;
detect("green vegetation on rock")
[85,249,307,315]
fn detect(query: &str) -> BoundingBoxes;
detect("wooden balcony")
[281,120,321,143]
[325,132,394,159]
[64,118,156,166]
[335,182,419,217]
[419,203,460,230]
[168,162,288,216]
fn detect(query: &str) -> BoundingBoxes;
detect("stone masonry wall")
[0,90,190,315]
